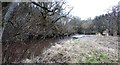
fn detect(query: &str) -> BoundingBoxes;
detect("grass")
[86,56,97,63]
[77,47,109,63]
[85,53,108,63]
[20,35,118,63]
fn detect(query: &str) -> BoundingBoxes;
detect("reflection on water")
[2,38,60,63]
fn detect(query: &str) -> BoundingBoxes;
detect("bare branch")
[31,2,53,12]
[52,7,73,23]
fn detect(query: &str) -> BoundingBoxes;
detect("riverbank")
[2,34,119,63]
[2,36,71,63]
[21,35,119,63]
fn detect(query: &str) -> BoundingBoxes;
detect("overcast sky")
[67,0,120,20]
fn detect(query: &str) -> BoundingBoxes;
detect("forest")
[0,0,120,64]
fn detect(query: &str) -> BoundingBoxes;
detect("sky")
[1,0,119,20]
[67,0,120,20]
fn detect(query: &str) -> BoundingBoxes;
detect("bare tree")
[31,1,73,26]
[117,3,120,36]
[2,1,73,43]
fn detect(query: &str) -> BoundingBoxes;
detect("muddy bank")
[2,36,70,63]
[2,39,55,63]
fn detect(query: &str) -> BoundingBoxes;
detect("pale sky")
[67,0,120,20]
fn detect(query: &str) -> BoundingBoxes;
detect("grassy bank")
[21,35,119,63]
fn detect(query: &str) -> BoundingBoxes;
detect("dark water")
[2,38,60,63]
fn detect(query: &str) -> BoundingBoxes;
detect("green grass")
[86,56,97,63]
[85,53,108,63]
[78,47,109,63]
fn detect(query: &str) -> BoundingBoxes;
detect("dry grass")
[21,35,119,63]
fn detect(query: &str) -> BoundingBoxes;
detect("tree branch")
[31,2,53,12]
[52,7,73,23]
